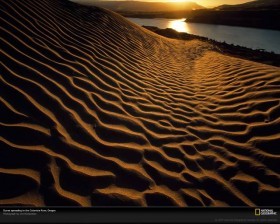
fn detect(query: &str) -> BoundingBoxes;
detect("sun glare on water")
[168,19,189,33]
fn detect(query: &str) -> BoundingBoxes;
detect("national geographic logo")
[255,208,277,216]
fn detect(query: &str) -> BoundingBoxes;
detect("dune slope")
[0,0,280,206]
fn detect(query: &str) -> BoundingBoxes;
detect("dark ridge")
[186,10,280,30]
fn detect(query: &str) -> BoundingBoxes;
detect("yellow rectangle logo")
[255,208,261,216]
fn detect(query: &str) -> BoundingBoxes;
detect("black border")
[1,206,280,223]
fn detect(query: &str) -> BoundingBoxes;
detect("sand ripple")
[0,0,280,206]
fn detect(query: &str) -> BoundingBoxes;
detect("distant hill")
[187,0,280,30]
[72,1,205,12]
[215,0,280,11]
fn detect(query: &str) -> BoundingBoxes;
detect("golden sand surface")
[0,0,279,206]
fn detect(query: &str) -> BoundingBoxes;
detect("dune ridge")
[0,0,280,206]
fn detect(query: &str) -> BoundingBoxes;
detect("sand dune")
[0,0,280,206]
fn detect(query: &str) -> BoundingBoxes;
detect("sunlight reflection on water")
[168,19,189,33]
[127,17,280,53]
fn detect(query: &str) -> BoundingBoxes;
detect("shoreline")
[143,26,280,67]
[121,11,280,31]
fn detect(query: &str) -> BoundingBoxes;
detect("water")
[127,18,280,54]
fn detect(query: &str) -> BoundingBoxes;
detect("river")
[127,18,280,54]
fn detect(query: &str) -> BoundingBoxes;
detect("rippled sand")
[0,0,280,206]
